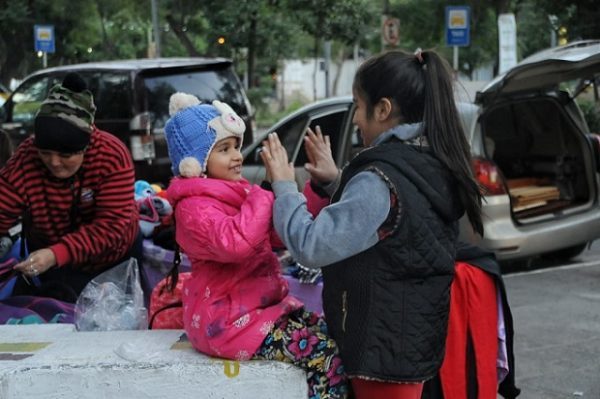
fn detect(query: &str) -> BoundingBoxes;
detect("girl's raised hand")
[260,132,295,182]
[304,126,339,184]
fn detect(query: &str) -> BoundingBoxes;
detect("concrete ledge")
[0,324,307,399]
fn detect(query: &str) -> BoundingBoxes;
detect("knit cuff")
[309,180,329,198]
[260,180,273,192]
[313,171,341,197]
[50,243,71,267]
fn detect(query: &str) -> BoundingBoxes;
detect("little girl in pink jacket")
[164,93,347,399]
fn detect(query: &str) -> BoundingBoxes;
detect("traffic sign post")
[34,25,55,68]
[445,6,470,70]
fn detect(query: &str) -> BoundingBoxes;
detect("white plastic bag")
[75,258,148,331]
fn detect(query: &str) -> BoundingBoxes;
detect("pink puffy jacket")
[168,177,309,360]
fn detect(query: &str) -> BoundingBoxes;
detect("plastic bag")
[74,258,148,331]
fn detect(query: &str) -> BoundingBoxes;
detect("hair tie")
[414,48,427,70]
[414,48,424,63]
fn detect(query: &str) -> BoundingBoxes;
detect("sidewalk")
[503,247,600,398]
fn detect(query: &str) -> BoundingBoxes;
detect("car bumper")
[476,195,600,260]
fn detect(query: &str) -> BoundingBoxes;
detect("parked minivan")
[241,40,600,262]
[0,58,254,185]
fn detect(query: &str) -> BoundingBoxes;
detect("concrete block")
[0,324,307,399]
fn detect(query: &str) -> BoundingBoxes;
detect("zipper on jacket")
[341,290,348,332]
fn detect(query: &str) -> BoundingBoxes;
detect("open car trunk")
[481,94,595,222]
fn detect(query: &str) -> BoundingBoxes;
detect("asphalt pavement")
[502,241,600,398]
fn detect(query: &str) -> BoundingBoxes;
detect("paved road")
[502,241,600,398]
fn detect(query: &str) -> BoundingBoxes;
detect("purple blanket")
[0,295,75,324]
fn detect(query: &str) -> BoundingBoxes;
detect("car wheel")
[541,243,588,262]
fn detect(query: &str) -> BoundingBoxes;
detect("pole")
[453,46,458,71]
[150,0,161,58]
[324,40,331,98]
[548,15,558,47]
[43,52,47,69]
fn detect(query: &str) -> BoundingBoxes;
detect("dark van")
[0,58,254,185]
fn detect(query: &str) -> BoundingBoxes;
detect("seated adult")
[0,128,12,167]
[0,73,140,302]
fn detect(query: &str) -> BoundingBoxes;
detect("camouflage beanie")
[34,72,97,152]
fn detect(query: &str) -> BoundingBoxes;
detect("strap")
[148,300,183,329]
[20,209,31,259]
[162,243,181,294]
[162,215,181,294]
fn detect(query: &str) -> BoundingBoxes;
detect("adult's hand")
[14,248,57,278]
[260,132,295,182]
[304,126,339,184]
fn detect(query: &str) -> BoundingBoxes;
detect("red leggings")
[351,379,424,399]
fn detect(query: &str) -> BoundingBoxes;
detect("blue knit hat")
[165,93,245,177]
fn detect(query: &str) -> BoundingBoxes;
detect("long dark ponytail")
[354,49,483,235]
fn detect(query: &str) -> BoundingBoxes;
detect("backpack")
[148,272,190,329]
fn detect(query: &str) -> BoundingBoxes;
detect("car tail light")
[472,157,507,195]
[129,112,156,161]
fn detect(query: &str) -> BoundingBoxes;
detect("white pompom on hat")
[168,92,200,116]
[164,93,246,178]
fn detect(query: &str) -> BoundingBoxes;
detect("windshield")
[143,69,247,129]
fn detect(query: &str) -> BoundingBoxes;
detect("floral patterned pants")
[253,309,348,399]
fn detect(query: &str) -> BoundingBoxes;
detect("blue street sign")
[446,6,470,47]
[34,25,55,53]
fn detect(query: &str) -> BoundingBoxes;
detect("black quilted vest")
[322,140,464,382]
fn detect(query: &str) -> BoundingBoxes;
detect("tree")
[0,0,151,85]
[535,0,600,41]
[515,0,553,58]
[0,1,34,84]
[391,0,498,78]
[289,0,377,99]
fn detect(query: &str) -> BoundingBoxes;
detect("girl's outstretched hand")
[260,132,295,182]
[304,126,339,184]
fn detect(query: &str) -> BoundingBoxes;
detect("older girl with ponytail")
[261,49,483,399]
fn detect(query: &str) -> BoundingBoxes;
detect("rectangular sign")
[446,6,470,47]
[34,25,55,53]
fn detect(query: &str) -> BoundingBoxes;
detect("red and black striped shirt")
[0,128,139,272]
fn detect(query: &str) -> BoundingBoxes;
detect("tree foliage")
[0,0,596,89]
[534,0,600,41]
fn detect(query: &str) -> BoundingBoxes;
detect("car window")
[569,78,600,133]
[82,71,131,120]
[243,115,309,166]
[295,111,347,166]
[10,76,56,123]
[142,69,246,129]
